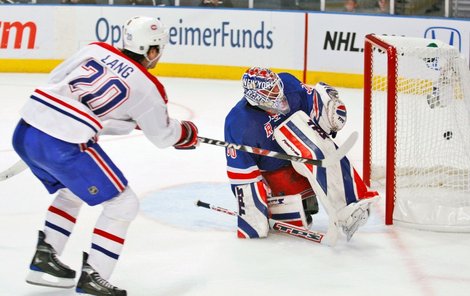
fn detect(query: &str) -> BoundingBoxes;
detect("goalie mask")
[242,67,290,115]
[310,82,347,137]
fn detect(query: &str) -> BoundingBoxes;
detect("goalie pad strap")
[269,194,308,228]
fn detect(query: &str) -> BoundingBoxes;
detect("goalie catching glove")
[174,120,198,149]
[310,82,347,138]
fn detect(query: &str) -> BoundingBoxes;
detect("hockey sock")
[87,187,139,280]
[44,189,83,255]
[88,214,129,280]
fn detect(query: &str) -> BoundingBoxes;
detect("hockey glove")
[311,82,347,138]
[174,120,198,149]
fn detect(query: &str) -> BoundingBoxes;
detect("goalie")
[224,67,379,242]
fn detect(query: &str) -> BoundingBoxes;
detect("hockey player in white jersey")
[12,16,198,295]
[224,67,379,245]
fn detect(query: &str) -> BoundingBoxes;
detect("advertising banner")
[308,12,470,75]
[0,7,55,58]
[1,6,305,70]
[1,6,469,85]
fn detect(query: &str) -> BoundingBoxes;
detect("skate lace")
[92,273,117,289]
[51,252,70,270]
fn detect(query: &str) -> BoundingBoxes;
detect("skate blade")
[26,270,75,288]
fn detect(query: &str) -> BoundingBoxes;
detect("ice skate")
[25,230,76,288]
[76,252,126,296]
[303,194,318,227]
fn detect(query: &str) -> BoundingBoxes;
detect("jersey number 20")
[69,59,130,117]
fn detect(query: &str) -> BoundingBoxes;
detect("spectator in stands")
[199,0,233,7]
[344,0,358,12]
[61,0,96,3]
[129,0,154,5]
[280,0,298,10]
[199,0,217,6]
[375,0,389,13]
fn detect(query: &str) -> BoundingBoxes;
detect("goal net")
[363,34,470,232]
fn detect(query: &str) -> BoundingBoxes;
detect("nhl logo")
[88,186,99,195]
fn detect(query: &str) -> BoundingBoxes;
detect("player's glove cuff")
[174,120,198,150]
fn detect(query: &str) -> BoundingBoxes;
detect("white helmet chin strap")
[144,51,163,69]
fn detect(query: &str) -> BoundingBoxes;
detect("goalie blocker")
[274,111,379,241]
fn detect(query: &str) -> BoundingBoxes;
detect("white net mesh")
[368,35,470,231]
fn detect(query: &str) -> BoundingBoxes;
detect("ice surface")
[0,74,469,296]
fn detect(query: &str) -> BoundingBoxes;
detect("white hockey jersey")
[21,42,182,147]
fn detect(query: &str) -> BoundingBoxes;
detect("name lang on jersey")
[100,55,135,79]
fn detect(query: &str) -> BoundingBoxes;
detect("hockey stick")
[195,199,333,245]
[198,131,358,167]
[2,132,357,181]
[0,160,28,182]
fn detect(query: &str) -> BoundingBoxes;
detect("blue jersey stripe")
[30,95,98,133]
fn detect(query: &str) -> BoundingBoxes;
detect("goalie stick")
[198,131,358,168]
[0,160,28,182]
[195,199,337,246]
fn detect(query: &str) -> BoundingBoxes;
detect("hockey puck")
[443,131,453,140]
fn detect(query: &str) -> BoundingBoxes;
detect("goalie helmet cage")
[363,34,470,232]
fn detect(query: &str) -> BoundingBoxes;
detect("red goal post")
[363,34,470,231]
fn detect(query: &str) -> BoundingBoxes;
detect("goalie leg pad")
[261,165,318,222]
[274,111,350,212]
[235,182,269,238]
[274,111,378,210]
[274,111,380,240]
[268,194,308,228]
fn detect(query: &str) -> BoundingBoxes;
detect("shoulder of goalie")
[273,110,379,243]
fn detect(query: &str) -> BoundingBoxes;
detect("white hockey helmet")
[242,67,290,115]
[123,16,169,56]
[310,82,347,137]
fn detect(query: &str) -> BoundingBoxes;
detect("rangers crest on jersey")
[263,114,281,138]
